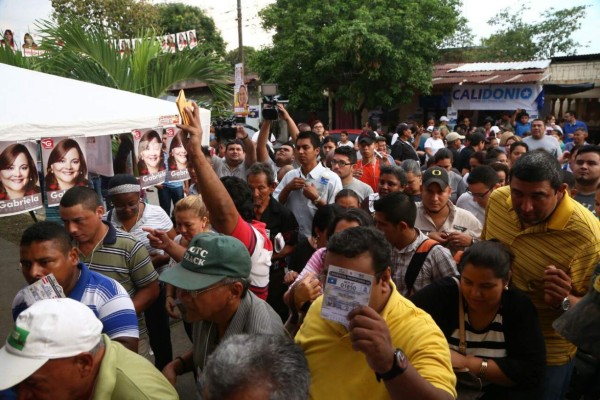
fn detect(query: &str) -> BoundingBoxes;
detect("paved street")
[0,191,199,399]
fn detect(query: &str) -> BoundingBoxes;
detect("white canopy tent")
[0,63,210,142]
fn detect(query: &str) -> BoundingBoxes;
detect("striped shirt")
[390,229,458,296]
[12,263,139,340]
[79,221,158,334]
[448,312,507,359]
[483,186,600,365]
[107,203,173,274]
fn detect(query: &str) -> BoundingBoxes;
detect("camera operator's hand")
[277,104,291,121]
[236,125,248,140]
[177,102,203,152]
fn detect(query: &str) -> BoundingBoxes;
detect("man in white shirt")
[274,131,342,237]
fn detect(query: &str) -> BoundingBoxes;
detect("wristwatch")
[561,296,570,311]
[376,348,408,382]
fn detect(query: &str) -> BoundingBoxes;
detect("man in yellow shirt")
[295,226,456,400]
[483,150,600,400]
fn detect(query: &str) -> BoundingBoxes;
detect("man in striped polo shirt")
[12,221,139,352]
[483,150,600,400]
[59,186,159,358]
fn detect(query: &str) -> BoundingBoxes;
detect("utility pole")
[237,0,244,64]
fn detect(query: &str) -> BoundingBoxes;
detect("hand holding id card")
[321,265,374,328]
[23,273,66,306]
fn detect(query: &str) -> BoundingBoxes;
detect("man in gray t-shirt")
[523,119,562,159]
[331,146,373,201]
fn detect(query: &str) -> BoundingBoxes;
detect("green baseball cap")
[159,233,251,290]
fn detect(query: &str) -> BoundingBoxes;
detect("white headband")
[107,183,141,196]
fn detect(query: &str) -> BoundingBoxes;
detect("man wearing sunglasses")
[331,146,373,202]
[456,165,502,225]
[159,233,286,394]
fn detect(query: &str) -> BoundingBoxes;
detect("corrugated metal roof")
[448,60,551,72]
[433,62,550,86]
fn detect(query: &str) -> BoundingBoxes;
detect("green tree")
[51,0,159,38]
[256,0,460,123]
[29,19,231,101]
[476,5,588,61]
[156,3,226,56]
[225,46,257,69]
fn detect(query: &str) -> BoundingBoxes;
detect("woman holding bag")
[411,240,546,399]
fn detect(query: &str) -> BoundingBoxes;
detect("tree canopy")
[255,0,461,118]
[156,3,226,56]
[477,5,588,61]
[441,5,589,62]
[51,0,159,38]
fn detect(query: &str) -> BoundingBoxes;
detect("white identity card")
[23,273,66,306]
[321,265,374,328]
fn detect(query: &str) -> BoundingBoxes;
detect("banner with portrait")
[187,30,198,49]
[164,126,190,183]
[176,32,188,51]
[41,136,89,207]
[234,63,248,117]
[132,127,166,189]
[0,141,43,216]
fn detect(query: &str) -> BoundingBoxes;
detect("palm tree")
[1,19,231,102]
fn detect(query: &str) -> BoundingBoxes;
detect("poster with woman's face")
[0,141,43,216]
[165,127,190,183]
[177,32,188,51]
[187,30,197,49]
[133,128,166,189]
[41,136,89,207]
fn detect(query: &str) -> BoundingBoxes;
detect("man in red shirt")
[354,131,389,192]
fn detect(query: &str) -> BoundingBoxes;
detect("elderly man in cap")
[160,233,286,394]
[415,166,481,254]
[0,298,178,400]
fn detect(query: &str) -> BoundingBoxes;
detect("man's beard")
[575,176,600,187]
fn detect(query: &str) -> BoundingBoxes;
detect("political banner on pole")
[234,63,248,117]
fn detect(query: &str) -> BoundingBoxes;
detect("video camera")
[213,116,238,142]
[262,95,287,121]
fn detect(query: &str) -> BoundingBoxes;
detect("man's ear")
[74,352,95,378]
[96,205,105,219]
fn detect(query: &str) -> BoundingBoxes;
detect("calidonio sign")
[451,84,542,111]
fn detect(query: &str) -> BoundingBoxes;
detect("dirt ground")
[0,212,40,245]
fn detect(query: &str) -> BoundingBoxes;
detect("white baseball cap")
[0,298,102,390]
[440,116,450,122]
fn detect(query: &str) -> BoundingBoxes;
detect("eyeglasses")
[467,188,492,199]
[179,281,230,298]
[330,160,354,167]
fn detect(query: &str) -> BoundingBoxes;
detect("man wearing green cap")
[160,232,286,394]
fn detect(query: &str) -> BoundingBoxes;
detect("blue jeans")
[543,360,575,400]
[157,185,184,217]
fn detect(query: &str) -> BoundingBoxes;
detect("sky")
[1,0,598,55]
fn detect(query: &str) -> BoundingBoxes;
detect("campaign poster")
[165,127,190,183]
[132,128,166,189]
[234,63,248,117]
[187,30,197,49]
[41,136,89,207]
[0,141,43,216]
[119,38,131,55]
[163,34,176,53]
[177,32,188,51]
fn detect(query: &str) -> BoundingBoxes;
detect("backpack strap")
[404,238,439,295]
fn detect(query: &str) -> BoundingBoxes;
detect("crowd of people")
[0,104,599,400]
